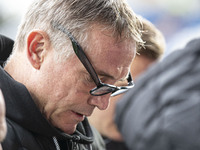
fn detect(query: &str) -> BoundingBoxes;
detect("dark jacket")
[115,38,200,150]
[0,35,105,150]
[0,35,14,67]
[103,136,129,150]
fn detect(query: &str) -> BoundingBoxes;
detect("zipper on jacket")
[71,135,80,150]
[53,136,61,150]
[71,140,78,150]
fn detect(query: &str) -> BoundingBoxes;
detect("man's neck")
[4,54,27,84]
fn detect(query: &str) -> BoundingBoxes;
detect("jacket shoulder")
[2,119,43,150]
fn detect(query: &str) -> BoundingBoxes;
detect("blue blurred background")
[0,0,200,56]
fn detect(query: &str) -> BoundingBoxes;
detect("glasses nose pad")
[89,94,110,110]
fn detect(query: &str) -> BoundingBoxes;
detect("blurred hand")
[0,89,7,143]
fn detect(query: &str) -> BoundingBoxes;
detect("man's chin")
[57,123,78,135]
[63,128,76,135]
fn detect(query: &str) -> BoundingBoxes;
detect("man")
[0,0,143,149]
[115,38,200,150]
[0,90,6,150]
[88,17,166,150]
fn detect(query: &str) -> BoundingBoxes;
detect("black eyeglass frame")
[51,22,134,96]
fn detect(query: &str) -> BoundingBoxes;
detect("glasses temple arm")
[73,43,102,86]
[52,22,101,86]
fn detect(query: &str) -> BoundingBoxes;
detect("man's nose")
[88,94,111,110]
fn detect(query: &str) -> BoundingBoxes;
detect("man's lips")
[72,110,92,117]
[74,111,84,117]
[72,111,86,122]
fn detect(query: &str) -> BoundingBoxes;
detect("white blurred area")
[0,0,33,39]
[0,0,200,56]
[127,0,200,56]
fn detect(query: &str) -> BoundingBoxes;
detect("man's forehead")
[86,24,136,50]
[86,34,135,61]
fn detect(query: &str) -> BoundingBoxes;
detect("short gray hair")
[13,0,143,61]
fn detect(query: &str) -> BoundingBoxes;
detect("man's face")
[0,90,6,143]
[33,24,136,134]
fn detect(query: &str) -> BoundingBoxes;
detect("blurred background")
[0,0,200,57]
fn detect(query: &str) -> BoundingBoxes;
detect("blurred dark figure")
[115,38,200,150]
[0,35,14,67]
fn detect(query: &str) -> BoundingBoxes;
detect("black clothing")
[0,35,14,67]
[115,38,200,150]
[103,136,129,150]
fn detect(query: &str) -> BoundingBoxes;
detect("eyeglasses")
[52,22,135,96]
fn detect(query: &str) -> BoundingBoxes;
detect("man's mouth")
[75,112,84,117]
[72,111,86,121]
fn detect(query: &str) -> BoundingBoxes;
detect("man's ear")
[27,30,50,69]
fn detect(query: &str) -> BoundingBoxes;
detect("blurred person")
[0,35,14,67]
[115,38,200,150]
[88,16,166,150]
[0,0,143,150]
[0,90,6,150]
[0,35,13,150]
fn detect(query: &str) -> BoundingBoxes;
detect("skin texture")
[5,24,136,134]
[88,54,156,141]
[0,89,6,150]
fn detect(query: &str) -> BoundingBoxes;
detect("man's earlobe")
[27,31,49,69]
